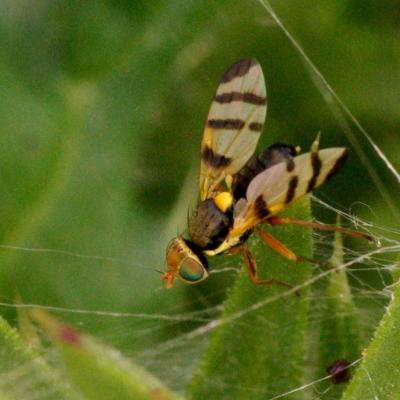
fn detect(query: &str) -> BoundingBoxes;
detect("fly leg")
[241,244,294,289]
[225,247,243,257]
[267,216,375,243]
[255,227,327,268]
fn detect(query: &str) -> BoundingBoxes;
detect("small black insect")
[327,359,351,384]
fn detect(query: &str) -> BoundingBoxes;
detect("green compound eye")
[179,257,206,283]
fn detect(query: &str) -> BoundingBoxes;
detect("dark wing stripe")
[248,122,263,132]
[325,149,348,181]
[220,59,257,83]
[207,119,245,130]
[306,151,322,192]
[214,91,267,105]
[201,145,232,168]
[285,175,298,203]
[254,195,270,219]
[286,158,295,172]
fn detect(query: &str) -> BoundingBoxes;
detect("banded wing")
[199,59,267,200]
[231,147,348,234]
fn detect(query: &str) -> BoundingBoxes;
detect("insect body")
[162,59,369,288]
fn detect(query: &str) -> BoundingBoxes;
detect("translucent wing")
[199,59,267,200]
[231,147,348,234]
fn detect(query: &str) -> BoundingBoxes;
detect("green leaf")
[340,273,400,400]
[0,315,72,399]
[32,309,182,400]
[189,198,313,399]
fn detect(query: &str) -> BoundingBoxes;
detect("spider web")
[0,1,399,399]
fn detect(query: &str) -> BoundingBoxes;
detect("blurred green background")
[0,0,399,390]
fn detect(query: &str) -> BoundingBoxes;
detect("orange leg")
[267,216,374,243]
[241,244,293,289]
[226,245,243,256]
[256,228,327,268]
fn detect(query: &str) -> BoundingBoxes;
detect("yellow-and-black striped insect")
[162,59,372,288]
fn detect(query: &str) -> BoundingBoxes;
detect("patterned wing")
[231,147,348,235]
[199,59,267,200]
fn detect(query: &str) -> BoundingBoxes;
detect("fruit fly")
[162,59,372,288]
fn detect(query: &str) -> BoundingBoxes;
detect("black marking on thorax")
[189,199,234,250]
